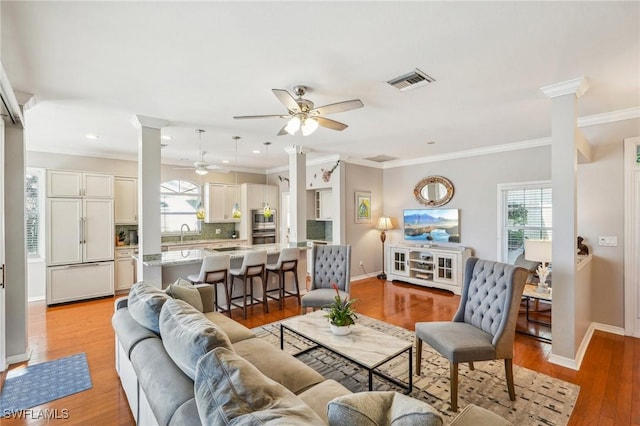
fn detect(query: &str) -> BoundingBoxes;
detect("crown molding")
[540,76,589,99]
[284,145,311,155]
[380,137,552,169]
[578,106,640,127]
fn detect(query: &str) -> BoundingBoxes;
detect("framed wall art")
[355,191,372,223]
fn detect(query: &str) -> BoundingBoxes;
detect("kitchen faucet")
[180,223,191,242]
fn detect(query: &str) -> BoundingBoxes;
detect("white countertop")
[135,243,307,267]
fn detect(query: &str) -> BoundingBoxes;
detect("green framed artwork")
[355,191,372,223]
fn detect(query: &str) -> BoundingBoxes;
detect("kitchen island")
[134,243,308,308]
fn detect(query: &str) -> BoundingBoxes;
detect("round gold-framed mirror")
[413,175,454,207]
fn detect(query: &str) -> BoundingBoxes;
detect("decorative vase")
[330,324,351,336]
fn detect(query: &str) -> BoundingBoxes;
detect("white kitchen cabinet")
[115,248,136,291]
[47,262,114,304]
[243,183,278,210]
[47,170,113,198]
[315,189,332,220]
[204,183,240,223]
[115,177,137,224]
[387,244,472,295]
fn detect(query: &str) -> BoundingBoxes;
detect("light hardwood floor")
[1,278,638,425]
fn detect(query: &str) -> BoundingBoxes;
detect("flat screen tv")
[403,208,460,243]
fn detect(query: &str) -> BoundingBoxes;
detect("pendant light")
[231,136,241,219]
[263,141,272,218]
[194,129,208,175]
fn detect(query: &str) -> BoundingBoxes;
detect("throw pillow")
[327,391,443,426]
[127,281,170,335]
[159,298,233,380]
[166,278,204,312]
[195,347,325,425]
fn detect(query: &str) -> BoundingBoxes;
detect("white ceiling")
[2,1,639,172]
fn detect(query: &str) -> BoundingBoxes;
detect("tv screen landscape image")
[404,208,460,243]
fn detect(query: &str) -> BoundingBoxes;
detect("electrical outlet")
[215,229,221,235]
[359,260,364,267]
[598,236,617,246]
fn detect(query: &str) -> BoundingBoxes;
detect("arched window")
[160,180,201,233]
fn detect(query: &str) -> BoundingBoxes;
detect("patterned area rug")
[253,315,579,425]
[0,353,92,414]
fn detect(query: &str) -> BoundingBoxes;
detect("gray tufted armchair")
[301,245,352,314]
[414,258,528,411]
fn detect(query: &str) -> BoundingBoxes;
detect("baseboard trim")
[548,321,624,371]
[351,273,379,281]
[28,296,45,303]
[6,346,32,366]
[592,322,625,336]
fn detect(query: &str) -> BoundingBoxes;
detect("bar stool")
[187,254,231,317]
[265,247,301,309]
[228,250,269,320]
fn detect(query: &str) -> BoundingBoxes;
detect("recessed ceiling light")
[222,159,230,164]
[161,135,172,140]
[85,134,99,140]
[253,150,261,154]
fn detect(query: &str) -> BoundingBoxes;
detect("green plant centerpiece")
[324,283,358,335]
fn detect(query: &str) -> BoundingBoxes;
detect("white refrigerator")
[46,197,114,305]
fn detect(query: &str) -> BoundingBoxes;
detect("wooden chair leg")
[415,337,422,375]
[242,276,248,320]
[279,270,285,309]
[223,278,232,318]
[262,272,269,313]
[468,362,475,370]
[450,362,459,412]
[505,358,516,401]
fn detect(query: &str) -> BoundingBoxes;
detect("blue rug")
[0,353,92,414]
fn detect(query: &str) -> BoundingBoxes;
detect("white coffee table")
[280,311,413,393]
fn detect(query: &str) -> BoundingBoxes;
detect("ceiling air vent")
[387,69,435,92]
[364,155,398,163]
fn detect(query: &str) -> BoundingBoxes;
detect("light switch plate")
[598,236,618,246]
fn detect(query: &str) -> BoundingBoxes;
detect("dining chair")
[414,257,528,411]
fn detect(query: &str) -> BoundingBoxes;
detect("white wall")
[344,163,383,277]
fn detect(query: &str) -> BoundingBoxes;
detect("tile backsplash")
[307,220,332,241]
[115,222,239,245]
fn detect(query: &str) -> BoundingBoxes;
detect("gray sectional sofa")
[112,281,510,425]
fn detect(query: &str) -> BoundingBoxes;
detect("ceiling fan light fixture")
[285,116,301,135]
[301,117,319,136]
[195,167,208,176]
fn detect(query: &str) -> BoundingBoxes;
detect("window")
[498,181,552,264]
[26,168,45,258]
[160,180,201,233]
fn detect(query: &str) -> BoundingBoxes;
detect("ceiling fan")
[233,85,364,136]
[174,129,229,175]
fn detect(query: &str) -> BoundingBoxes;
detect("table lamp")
[376,217,393,280]
[524,239,552,293]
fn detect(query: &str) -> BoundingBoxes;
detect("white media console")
[387,244,472,295]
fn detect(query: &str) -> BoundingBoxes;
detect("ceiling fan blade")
[272,89,301,113]
[310,99,364,116]
[277,124,289,136]
[233,114,288,120]
[315,117,348,131]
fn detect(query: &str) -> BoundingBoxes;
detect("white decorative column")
[3,90,34,364]
[132,115,168,288]
[541,77,590,367]
[285,145,308,244]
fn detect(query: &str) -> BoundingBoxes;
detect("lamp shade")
[376,217,393,231]
[524,240,552,263]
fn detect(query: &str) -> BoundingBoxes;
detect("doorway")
[624,137,640,337]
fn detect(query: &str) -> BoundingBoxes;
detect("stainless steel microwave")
[251,209,276,229]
